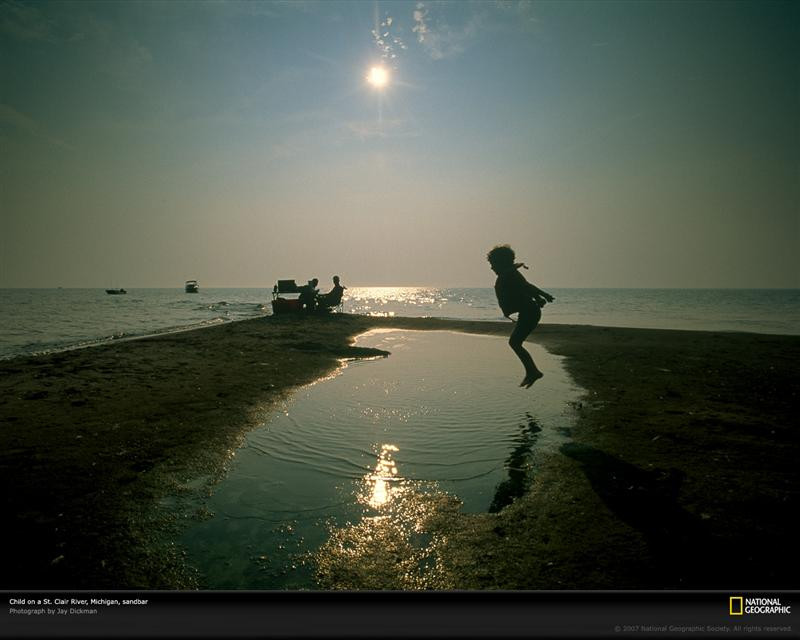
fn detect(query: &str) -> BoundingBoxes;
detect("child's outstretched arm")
[527,282,555,304]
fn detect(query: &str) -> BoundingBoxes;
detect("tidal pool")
[179,330,582,588]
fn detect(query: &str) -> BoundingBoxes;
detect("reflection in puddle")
[179,330,582,588]
[365,444,400,508]
[317,478,461,590]
[489,413,542,513]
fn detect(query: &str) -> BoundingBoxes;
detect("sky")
[1,0,798,288]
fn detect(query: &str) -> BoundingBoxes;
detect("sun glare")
[367,65,390,89]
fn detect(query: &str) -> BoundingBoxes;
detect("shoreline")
[4,315,799,363]
[1,314,798,589]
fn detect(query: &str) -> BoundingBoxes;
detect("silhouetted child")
[487,245,555,388]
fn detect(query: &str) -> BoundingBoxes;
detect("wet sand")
[1,314,798,589]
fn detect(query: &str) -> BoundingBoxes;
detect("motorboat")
[271,279,342,314]
[185,280,199,293]
[271,280,302,313]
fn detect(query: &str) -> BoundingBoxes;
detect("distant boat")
[106,288,127,295]
[185,280,199,293]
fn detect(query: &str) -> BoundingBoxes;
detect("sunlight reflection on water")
[346,286,458,318]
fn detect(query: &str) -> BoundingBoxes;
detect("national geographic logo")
[730,596,792,616]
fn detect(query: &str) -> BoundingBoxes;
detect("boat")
[185,280,199,293]
[271,280,300,313]
[271,296,303,313]
[270,278,341,314]
[106,288,127,295]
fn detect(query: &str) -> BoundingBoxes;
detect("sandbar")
[1,314,798,589]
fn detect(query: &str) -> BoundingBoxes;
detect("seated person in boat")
[298,278,319,311]
[318,275,346,309]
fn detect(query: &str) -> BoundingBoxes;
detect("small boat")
[185,280,199,293]
[271,297,303,313]
[106,288,127,295]
[271,279,302,314]
[270,279,340,314]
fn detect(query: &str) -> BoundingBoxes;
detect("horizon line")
[1,285,799,291]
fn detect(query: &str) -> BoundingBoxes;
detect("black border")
[2,590,798,638]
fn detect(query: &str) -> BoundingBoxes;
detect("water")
[1,287,799,360]
[345,287,800,335]
[177,330,581,589]
[0,288,268,360]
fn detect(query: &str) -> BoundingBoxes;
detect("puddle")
[179,330,583,588]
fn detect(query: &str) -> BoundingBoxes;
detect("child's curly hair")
[487,244,516,268]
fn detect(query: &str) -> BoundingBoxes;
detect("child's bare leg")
[509,310,543,387]
[509,340,543,386]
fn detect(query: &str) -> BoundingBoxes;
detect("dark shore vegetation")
[1,314,798,589]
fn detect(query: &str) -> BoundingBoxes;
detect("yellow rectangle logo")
[730,597,744,615]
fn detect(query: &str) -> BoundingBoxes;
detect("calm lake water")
[1,287,798,360]
[176,330,581,589]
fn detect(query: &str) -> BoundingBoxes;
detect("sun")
[366,65,390,89]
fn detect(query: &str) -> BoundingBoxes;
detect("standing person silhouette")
[487,245,555,388]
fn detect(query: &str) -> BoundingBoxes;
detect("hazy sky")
[1,0,798,288]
